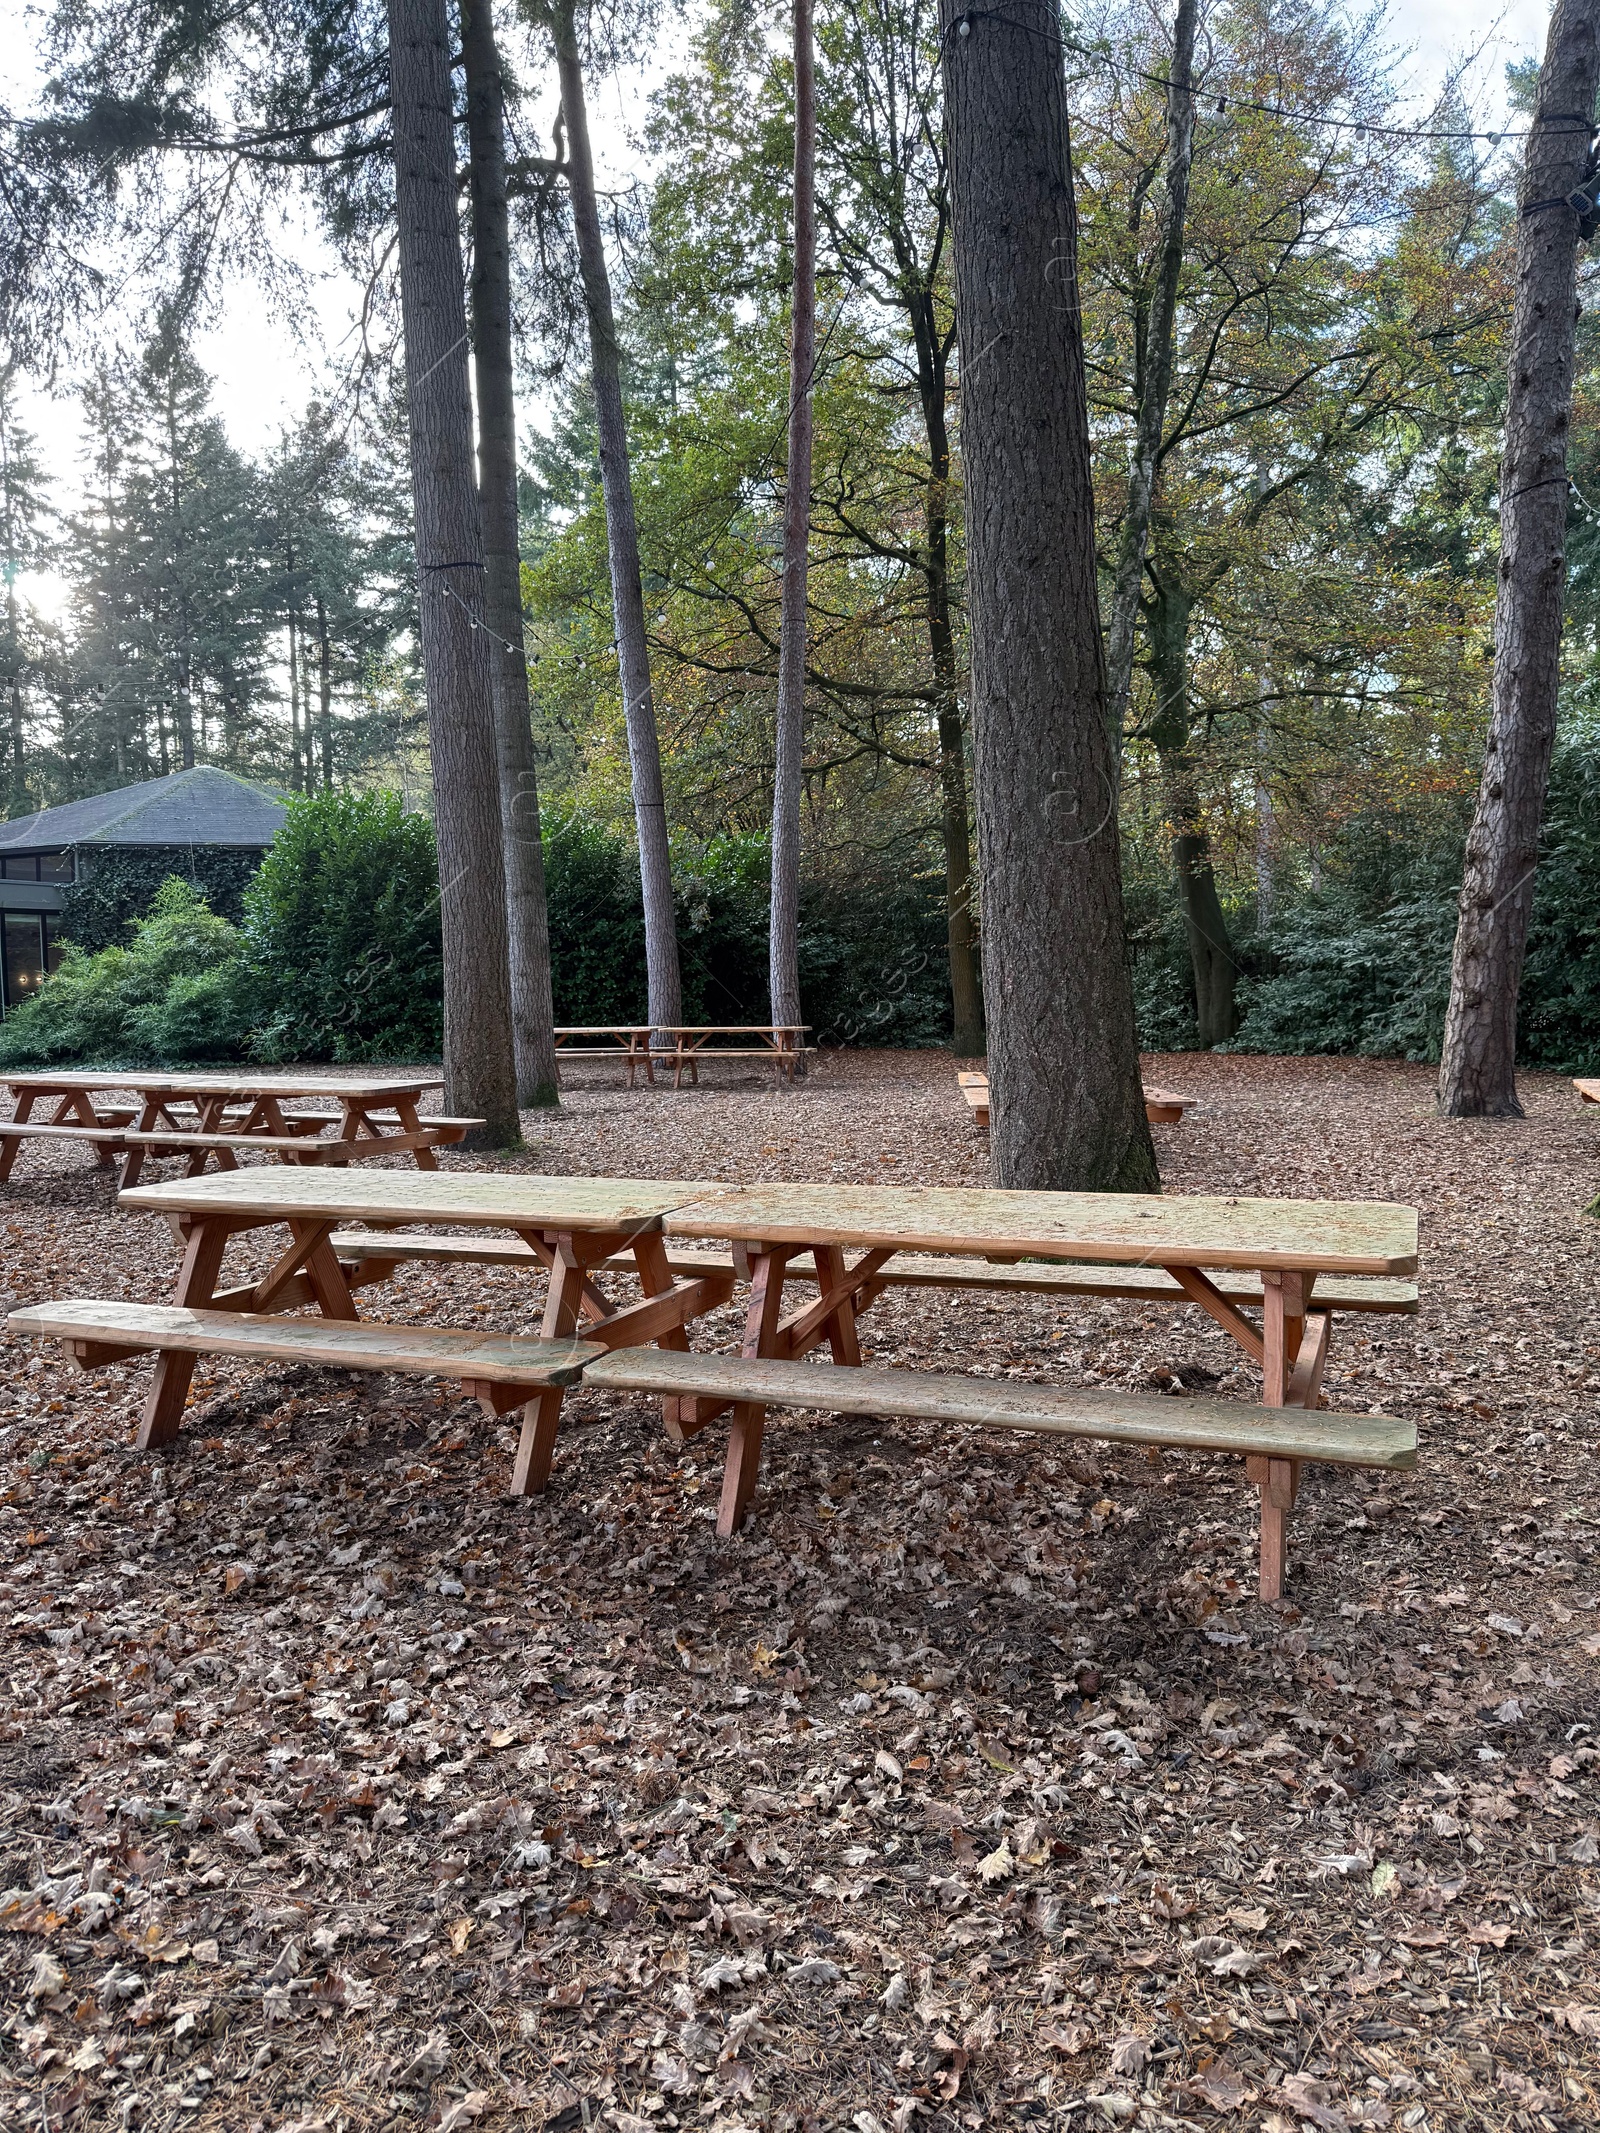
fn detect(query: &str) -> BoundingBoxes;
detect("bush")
[241,790,444,1063]
[0,877,250,1066]
[58,844,266,953]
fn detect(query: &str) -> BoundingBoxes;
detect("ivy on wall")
[56,846,267,953]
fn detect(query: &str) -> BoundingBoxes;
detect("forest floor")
[0,1048,1597,2133]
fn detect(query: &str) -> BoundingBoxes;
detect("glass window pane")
[43,916,63,975]
[37,852,74,884]
[3,915,44,1008]
[1,856,39,881]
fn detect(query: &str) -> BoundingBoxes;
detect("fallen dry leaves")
[0,1049,1594,2130]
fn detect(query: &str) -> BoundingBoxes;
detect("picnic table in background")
[10,1166,1416,1599]
[1573,1078,1600,1107]
[555,1025,812,1087]
[957,1069,1195,1126]
[0,1070,476,1185]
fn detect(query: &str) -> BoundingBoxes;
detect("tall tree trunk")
[939,0,1157,1191]
[7,576,24,815]
[769,0,814,1053]
[1104,0,1199,738]
[1438,0,1600,1117]
[462,0,562,1107]
[550,0,681,1030]
[386,0,522,1145]
[287,606,304,792]
[1148,572,1238,1048]
[314,592,334,789]
[909,284,983,1058]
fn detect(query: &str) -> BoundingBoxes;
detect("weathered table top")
[118,1170,1418,1274]
[660,1183,1418,1275]
[4,1072,444,1101]
[118,1169,707,1232]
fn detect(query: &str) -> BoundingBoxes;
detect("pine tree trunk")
[1148,571,1238,1048]
[1438,0,1600,1117]
[462,0,562,1106]
[1104,0,1198,737]
[551,0,681,1031]
[940,0,1157,1191]
[769,0,814,1053]
[386,0,522,1145]
[908,282,983,1058]
[314,593,335,789]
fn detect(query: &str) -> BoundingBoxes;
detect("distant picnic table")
[0,1070,475,1185]
[555,1025,811,1087]
[957,1069,1195,1125]
[10,1165,1417,1600]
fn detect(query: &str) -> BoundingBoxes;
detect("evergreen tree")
[0,368,55,816]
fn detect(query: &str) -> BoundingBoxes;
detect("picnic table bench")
[556,1026,811,1087]
[958,1070,1195,1126]
[7,1170,1418,1599]
[0,1072,476,1184]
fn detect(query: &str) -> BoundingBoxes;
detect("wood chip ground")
[0,1050,1596,2132]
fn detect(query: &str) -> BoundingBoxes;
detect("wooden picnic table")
[0,1070,470,1185]
[555,1025,811,1087]
[11,1167,1419,1597]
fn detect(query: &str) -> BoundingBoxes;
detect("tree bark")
[386,0,522,1145]
[939,0,1157,1191]
[769,0,814,1053]
[550,0,681,1030]
[909,282,983,1058]
[314,591,334,789]
[1148,571,1238,1047]
[462,0,562,1107]
[1438,0,1600,1117]
[1104,0,1199,739]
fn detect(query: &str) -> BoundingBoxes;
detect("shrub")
[58,844,266,953]
[0,877,249,1066]
[241,790,444,1063]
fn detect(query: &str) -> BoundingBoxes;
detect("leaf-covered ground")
[0,1049,1596,2133]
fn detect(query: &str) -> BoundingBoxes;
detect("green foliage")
[0,877,251,1066]
[240,790,443,1063]
[58,844,266,952]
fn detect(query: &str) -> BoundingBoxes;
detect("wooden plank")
[581,1348,1418,1469]
[323,1231,1419,1313]
[5,1073,444,1098]
[1163,1264,1266,1366]
[663,1183,1419,1276]
[0,1122,133,1142]
[7,1299,603,1384]
[956,1074,1193,1127]
[120,1170,703,1230]
[1574,1078,1600,1105]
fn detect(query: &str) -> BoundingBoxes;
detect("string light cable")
[941,6,1597,152]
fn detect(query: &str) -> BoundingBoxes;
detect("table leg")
[812,1244,862,1366]
[0,1089,36,1181]
[718,1247,791,1536]
[1256,1271,1308,1600]
[140,1216,231,1449]
[512,1389,565,1495]
[119,1094,163,1187]
[391,1095,438,1171]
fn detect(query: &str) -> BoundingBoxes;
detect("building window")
[38,851,74,884]
[2,913,46,1010]
[1,856,38,881]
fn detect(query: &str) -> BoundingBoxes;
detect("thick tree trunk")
[1104,0,1198,738]
[1148,572,1238,1048]
[1438,0,1600,1117]
[769,0,814,1052]
[939,0,1157,1191]
[551,0,681,1030]
[462,0,562,1107]
[386,0,521,1145]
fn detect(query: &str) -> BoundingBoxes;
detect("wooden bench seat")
[0,1119,135,1141]
[583,1345,1417,1594]
[326,1231,1418,1313]
[7,1298,602,1488]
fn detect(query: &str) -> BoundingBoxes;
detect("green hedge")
[57,845,265,953]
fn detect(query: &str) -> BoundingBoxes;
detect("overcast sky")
[1,0,1564,523]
